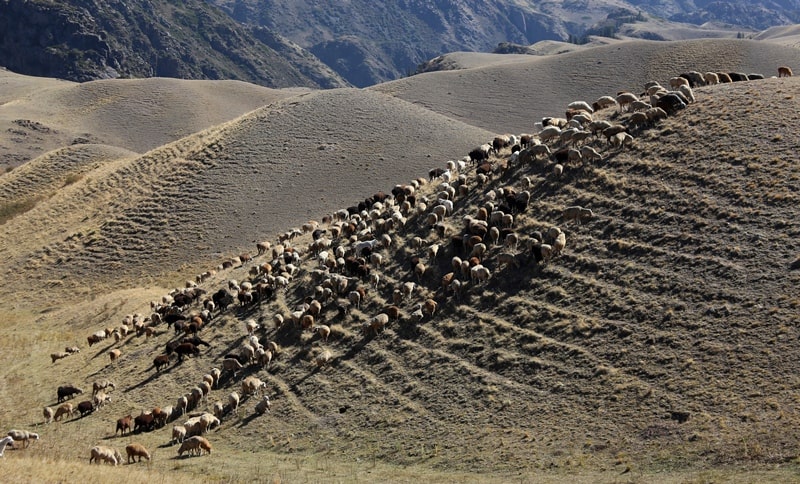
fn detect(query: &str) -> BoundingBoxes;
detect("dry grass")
[2,39,800,482]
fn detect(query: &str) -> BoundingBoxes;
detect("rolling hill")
[1,38,800,482]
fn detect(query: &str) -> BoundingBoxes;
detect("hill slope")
[372,38,800,134]
[0,70,306,170]
[2,45,800,481]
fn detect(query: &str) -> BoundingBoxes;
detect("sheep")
[562,206,594,225]
[592,96,617,111]
[200,413,220,432]
[210,367,222,388]
[538,125,561,144]
[610,132,634,150]
[125,443,151,463]
[116,415,133,435]
[57,385,83,403]
[172,425,187,445]
[244,319,260,335]
[589,120,613,137]
[679,71,706,87]
[87,330,107,346]
[0,436,12,457]
[109,349,121,362]
[645,107,668,123]
[615,92,638,112]
[228,391,240,415]
[778,66,793,77]
[54,403,73,421]
[703,72,720,85]
[627,111,649,129]
[242,376,267,397]
[92,380,116,396]
[579,146,602,163]
[470,264,491,284]
[7,430,38,448]
[315,349,333,368]
[364,313,390,336]
[133,412,154,432]
[153,354,171,371]
[222,357,244,378]
[43,406,54,424]
[50,351,70,363]
[421,299,438,317]
[254,395,271,415]
[314,324,331,343]
[678,84,695,103]
[90,445,123,465]
[176,396,188,416]
[497,252,520,269]
[669,76,689,89]
[93,391,111,409]
[178,436,212,457]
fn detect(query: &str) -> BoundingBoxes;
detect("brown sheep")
[54,403,74,421]
[178,436,212,456]
[778,66,793,77]
[109,349,121,362]
[116,415,133,435]
[51,351,70,363]
[125,443,151,463]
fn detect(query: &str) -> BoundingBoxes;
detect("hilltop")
[1,39,800,481]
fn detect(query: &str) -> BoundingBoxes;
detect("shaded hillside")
[0,0,348,88]
[0,88,496,304]
[212,0,590,87]
[372,39,800,134]
[0,71,304,170]
[2,75,800,482]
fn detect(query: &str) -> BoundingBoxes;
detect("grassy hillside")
[2,41,800,482]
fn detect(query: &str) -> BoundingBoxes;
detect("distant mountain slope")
[0,0,348,88]
[0,70,304,170]
[372,39,800,134]
[213,0,800,87]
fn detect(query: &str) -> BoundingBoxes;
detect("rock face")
[0,0,349,88]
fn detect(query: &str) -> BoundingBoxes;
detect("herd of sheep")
[5,65,786,467]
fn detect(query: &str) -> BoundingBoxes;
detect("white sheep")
[592,96,617,110]
[172,425,187,445]
[615,92,639,112]
[90,446,122,465]
[579,146,602,163]
[567,100,593,113]
[7,429,39,448]
[0,436,13,457]
[470,264,491,284]
[704,72,720,85]
[43,406,54,424]
[229,392,240,415]
[669,76,689,89]
[678,84,695,103]
[562,206,594,225]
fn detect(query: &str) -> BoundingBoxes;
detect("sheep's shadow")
[90,341,115,360]
[125,370,168,393]
[236,412,260,428]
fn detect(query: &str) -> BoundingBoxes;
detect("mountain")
[0,0,349,88]
[212,0,800,86]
